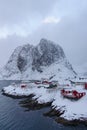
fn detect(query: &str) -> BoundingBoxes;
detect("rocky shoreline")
[55,117,87,126]
[19,97,52,111]
[2,89,34,99]
[44,107,87,126]
[2,89,87,126]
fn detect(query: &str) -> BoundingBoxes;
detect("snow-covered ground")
[52,85,87,120]
[74,63,87,78]
[0,60,75,80]
[2,81,87,121]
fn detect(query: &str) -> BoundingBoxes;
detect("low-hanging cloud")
[0,0,57,26]
[0,0,87,70]
[42,16,61,24]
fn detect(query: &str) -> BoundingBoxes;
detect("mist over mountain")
[0,38,76,80]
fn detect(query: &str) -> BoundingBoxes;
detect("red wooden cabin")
[85,83,87,89]
[42,81,52,85]
[21,84,27,88]
[61,89,86,99]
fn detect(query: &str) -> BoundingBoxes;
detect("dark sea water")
[0,80,87,130]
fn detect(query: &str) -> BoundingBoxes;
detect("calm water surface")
[0,80,87,130]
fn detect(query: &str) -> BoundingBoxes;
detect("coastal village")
[2,76,87,125]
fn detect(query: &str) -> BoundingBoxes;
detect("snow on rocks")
[0,38,76,80]
[52,85,87,121]
[2,82,56,103]
[2,81,87,125]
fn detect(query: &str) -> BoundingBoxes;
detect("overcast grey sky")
[0,0,87,68]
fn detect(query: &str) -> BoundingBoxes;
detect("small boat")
[61,89,86,99]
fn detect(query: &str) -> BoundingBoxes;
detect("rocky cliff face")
[1,38,76,80]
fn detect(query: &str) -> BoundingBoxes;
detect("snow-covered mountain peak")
[39,38,53,46]
[0,39,76,80]
[37,38,65,62]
